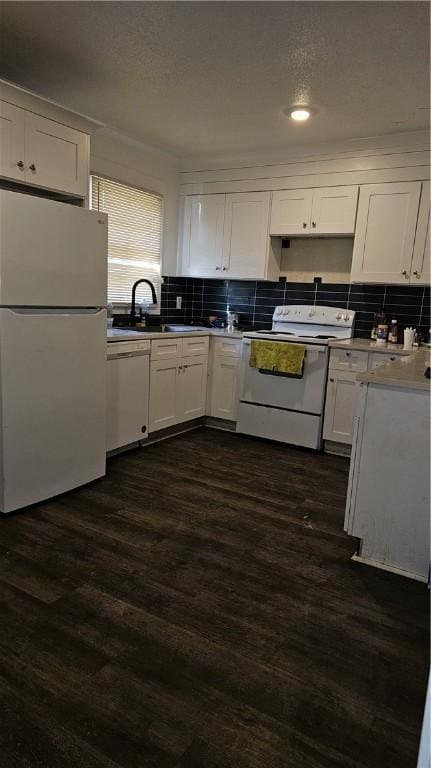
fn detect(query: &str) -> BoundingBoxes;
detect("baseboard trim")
[323,440,351,457]
[205,416,237,432]
[351,554,427,583]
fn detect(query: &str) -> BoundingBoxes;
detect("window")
[91,176,162,305]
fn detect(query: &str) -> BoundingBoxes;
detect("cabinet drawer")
[329,348,368,372]
[213,337,242,358]
[151,338,183,360]
[369,351,400,370]
[182,335,209,357]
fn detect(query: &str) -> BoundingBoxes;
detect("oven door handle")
[243,339,327,354]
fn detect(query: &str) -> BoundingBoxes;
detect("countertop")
[329,337,413,355]
[107,328,244,342]
[357,349,431,392]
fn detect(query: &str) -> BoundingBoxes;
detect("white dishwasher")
[106,339,150,452]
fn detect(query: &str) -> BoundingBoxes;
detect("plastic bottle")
[389,319,398,344]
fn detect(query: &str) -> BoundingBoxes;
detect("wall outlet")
[176,296,182,309]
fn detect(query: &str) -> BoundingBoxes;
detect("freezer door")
[0,308,107,513]
[0,190,107,307]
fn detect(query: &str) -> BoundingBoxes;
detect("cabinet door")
[351,182,421,284]
[223,191,271,278]
[0,101,25,182]
[180,355,208,421]
[269,188,313,235]
[210,355,240,421]
[323,370,361,445]
[24,113,89,197]
[311,185,358,235]
[411,181,430,285]
[181,194,225,276]
[149,359,180,432]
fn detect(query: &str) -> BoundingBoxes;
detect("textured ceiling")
[0,1,429,158]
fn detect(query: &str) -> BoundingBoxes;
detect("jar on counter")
[376,324,389,344]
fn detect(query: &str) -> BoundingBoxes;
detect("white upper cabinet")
[269,185,358,236]
[351,182,422,284]
[181,194,225,277]
[310,186,358,235]
[0,100,89,198]
[0,102,25,182]
[223,191,274,279]
[179,191,280,280]
[25,113,89,197]
[270,188,314,235]
[411,181,430,285]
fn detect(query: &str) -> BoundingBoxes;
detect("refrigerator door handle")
[2,307,106,315]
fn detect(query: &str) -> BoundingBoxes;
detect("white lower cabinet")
[210,356,241,421]
[149,359,180,432]
[149,338,208,433]
[208,337,242,422]
[181,356,208,421]
[323,347,409,447]
[323,370,361,444]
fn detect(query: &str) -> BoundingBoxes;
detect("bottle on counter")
[389,319,398,344]
[371,308,386,340]
[413,329,422,347]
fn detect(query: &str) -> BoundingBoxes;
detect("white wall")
[91,128,179,276]
[179,130,430,196]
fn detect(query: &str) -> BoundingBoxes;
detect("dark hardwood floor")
[0,428,429,768]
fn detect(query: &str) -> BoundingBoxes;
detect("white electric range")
[237,305,355,450]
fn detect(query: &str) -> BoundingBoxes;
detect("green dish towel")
[249,339,305,375]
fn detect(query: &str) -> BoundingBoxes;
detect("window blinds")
[91,176,162,304]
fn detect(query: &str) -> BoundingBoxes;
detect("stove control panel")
[273,305,355,327]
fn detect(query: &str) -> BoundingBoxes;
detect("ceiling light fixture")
[290,108,311,122]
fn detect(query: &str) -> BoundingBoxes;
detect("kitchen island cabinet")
[345,350,430,581]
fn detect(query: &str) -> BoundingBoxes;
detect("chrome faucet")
[130,279,157,323]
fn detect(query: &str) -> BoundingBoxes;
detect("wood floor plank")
[0,428,428,768]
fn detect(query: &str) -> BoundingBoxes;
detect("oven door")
[239,338,329,415]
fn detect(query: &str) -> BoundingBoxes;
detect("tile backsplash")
[161,277,430,339]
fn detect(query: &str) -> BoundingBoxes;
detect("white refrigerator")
[0,190,108,514]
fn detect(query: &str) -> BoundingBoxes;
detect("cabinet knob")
[16,160,24,169]
[29,163,36,172]
[222,267,227,271]
[401,269,409,277]
[345,352,351,356]
[413,270,420,277]
[215,266,221,271]
[329,378,334,382]
[178,365,183,371]
[302,222,307,228]
[312,221,316,228]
